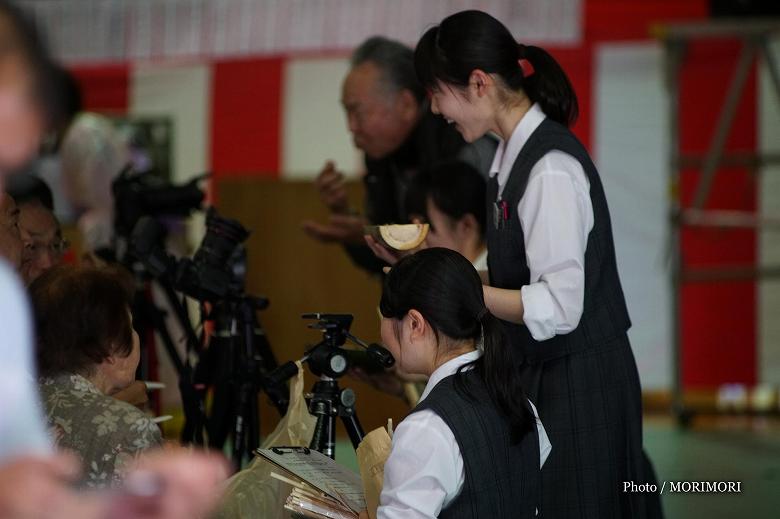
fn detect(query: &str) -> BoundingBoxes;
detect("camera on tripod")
[113,170,284,466]
[268,313,395,386]
[113,166,205,239]
[131,206,255,302]
[267,313,395,459]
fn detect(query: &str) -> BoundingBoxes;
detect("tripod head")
[267,313,395,385]
[303,313,352,378]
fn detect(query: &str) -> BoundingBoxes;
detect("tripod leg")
[142,298,208,445]
[247,388,259,456]
[309,402,337,459]
[337,386,364,449]
[232,381,259,467]
[340,409,365,449]
[208,382,235,449]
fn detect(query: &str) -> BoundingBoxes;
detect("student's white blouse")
[377,350,551,518]
[489,103,594,342]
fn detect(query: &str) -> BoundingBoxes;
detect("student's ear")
[457,213,480,237]
[469,69,492,97]
[406,309,427,342]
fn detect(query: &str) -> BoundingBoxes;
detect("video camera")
[131,206,255,302]
[113,167,206,238]
[112,168,279,464]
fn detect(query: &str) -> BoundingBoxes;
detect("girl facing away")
[369,247,550,518]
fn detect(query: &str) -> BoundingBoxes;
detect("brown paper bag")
[356,426,392,519]
[213,361,316,519]
[261,361,317,448]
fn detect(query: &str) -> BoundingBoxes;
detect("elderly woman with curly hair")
[30,265,162,488]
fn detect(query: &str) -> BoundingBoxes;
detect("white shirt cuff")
[521,283,557,341]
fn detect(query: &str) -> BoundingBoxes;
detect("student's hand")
[351,365,428,399]
[358,509,371,519]
[314,161,349,214]
[302,213,368,245]
[364,235,404,266]
[364,216,430,266]
[350,367,405,399]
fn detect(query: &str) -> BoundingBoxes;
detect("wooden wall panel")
[216,178,410,437]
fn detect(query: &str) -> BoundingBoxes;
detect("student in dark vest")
[368,9,662,519]
[354,160,489,403]
[360,248,551,519]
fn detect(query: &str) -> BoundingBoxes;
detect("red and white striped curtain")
[26,0,582,63]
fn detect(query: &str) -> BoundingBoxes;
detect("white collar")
[472,248,488,271]
[489,103,546,190]
[419,349,482,403]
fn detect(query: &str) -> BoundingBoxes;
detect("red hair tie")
[518,58,534,78]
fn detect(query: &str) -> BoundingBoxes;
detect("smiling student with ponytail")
[402,9,662,519]
[372,247,550,518]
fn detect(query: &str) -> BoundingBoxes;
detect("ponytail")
[414,10,578,128]
[520,44,578,127]
[456,310,535,444]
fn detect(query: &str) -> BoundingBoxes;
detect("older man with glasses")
[7,173,69,283]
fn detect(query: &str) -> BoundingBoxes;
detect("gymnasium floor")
[333,415,780,518]
[643,415,780,518]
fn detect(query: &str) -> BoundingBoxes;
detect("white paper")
[256,447,365,513]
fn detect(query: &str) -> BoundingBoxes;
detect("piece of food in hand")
[365,224,429,251]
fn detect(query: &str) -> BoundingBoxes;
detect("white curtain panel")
[23,0,582,63]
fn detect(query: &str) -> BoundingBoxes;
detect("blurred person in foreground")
[0,2,228,518]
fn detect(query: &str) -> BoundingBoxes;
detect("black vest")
[413,371,541,519]
[486,118,631,364]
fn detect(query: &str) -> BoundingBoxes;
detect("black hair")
[380,247,533,442]
[6,172,54,210]
[352,36,426,103]
[414,10,578,127]
[406,160,486,239]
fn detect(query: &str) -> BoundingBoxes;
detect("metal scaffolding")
[656,18,780,426]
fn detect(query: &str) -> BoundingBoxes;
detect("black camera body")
[113,168,205,238]
[132,206,251,302]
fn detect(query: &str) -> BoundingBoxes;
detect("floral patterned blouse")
[38,373,163,488]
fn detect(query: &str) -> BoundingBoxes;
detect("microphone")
[344,332,395,369]
[366,343,395,368]
[266,361,299,389]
